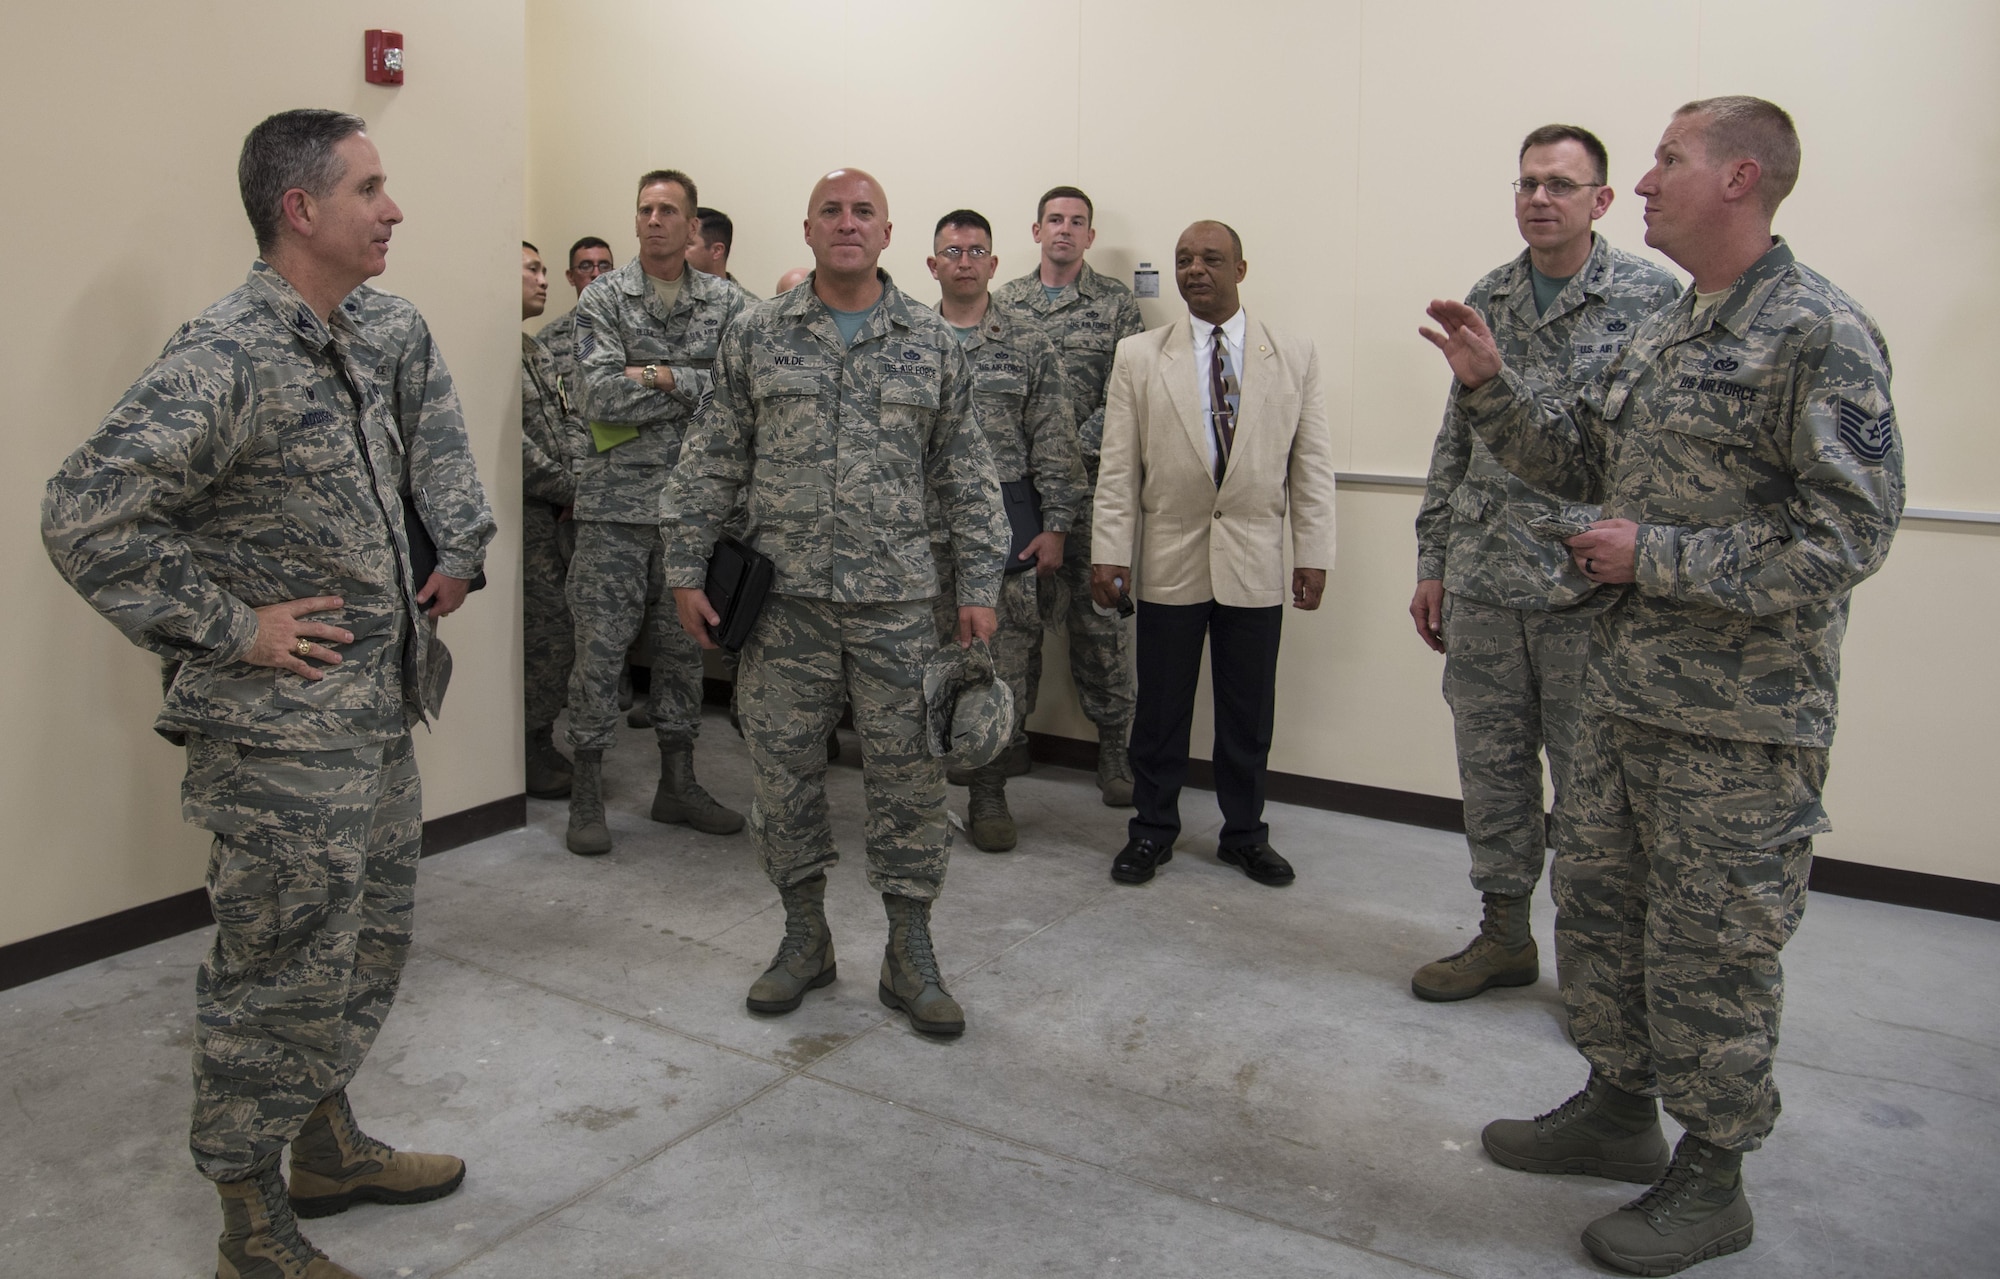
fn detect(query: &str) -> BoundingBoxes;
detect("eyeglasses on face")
[935,246,991,261]
[1512,177,1602,198]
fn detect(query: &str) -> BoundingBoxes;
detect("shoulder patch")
[1836,398,1896,463]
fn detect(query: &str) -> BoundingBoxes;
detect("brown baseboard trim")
[1026,732,1467,832]
[420,793,526,858]
[1026,732,2000,918]
[1807,857,2000,921]
[1,796,528,992]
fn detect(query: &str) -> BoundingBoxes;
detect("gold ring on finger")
[295,638,314,658]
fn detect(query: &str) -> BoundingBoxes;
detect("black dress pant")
[1128,598,1283,850]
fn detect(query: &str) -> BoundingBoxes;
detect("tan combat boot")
[566,749,612,856]
[965,765,1017,852]
[879,893,964,1036]
[651,742,745,835]
[216,1161,363,1279]
[1411,891,1540,1001]
[746,873,836,1014]
[1096,722,1134,807]
[288,1090,465,1219]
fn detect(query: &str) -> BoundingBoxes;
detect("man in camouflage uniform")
[521,241,582,798]
[666,168,1006,1037]
[687,206,759,300]
[42,110,476,1279]
[1424,97,1903,1274]
[993,185,1145,803]
[537,235,615,409]
[925,208,1086,852]
[567,169,748,855]
[1409,125,1681,1004]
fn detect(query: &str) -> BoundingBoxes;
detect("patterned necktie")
[1208,323,1237,485]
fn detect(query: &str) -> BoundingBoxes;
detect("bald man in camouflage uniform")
[926,208,1087,852]
[993,185,1145,803]
[43,109,476,1279]
[667,169,1005,1038]
[1410,125,1680,1004]
[568,169,747,855]
[1424,97,1903,1274]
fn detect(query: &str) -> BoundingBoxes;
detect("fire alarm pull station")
[365,30,404,85]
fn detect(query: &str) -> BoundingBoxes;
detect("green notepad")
[589,420,639,452]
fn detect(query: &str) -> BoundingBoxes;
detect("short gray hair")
[238,109,368,254]
[1677,96,1800,215]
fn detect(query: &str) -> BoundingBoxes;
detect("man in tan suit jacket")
[1091,221,1337,887]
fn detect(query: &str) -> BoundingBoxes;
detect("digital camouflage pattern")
[1556,711,1824,1151]
[1418,236,1681,607]
[341,285,497,584]
[40,263,470,1184]
[43,262,445,745]
[1459,237,1901,1151]
[182,732,423,1181]
[537,307,582,418]
[1459,238,1903,747]
[566,261,745,753]
[1421,236,1680,893]
[566,520,703,750]
[522,333,578,730]
[931,301,1085,534]
[1440,592,1591,896]
[931,547,1040,748]
[663,271,1005,903]
[993,261,1144,731]
[738,596,948,899]
[572,260,745,523]
[663,270,1006,607]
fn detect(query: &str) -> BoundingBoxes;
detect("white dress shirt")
[1191,308,1247,475]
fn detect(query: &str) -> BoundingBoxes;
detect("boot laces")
[246,1168,324,1270]
[328,1093,394,1163]
[773,900,818,963]
[1631,1142,1720,1223]
[899,913,943,984]
[1531,1082,1601,1135]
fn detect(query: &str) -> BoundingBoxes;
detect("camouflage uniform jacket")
[1459,239,1903,747]
[664,270,1007,608]
[537,307,582,412]
[342,285,498,580]
[42,262,448,748]
[931,299,1086,537]
[1418,235,1681,609]
[993,260,1145,472]
[572,260,746,523]
[522,332,579,508]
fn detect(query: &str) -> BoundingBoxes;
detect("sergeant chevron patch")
[1836,398,1895,462]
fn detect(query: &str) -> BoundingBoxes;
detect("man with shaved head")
[1091,220,1336,891]
[666,168,1007,1037]
[1423,96,1902,1273]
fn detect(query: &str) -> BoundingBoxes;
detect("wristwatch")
[642,363,659,390]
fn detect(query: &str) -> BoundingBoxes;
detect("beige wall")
[528,0,1999,887]
[0,1,527,947]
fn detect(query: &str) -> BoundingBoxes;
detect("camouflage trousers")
[1442,592,1593,897]
[932,543,1039,744]
[1024,499,1134,731]
[1556,709,1828,1152]
[740,594,947,901]
[523,496,576,731]
[566,519,702,751]
[180,732,422,1182]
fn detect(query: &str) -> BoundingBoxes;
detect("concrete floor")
[3,708,1996,1278]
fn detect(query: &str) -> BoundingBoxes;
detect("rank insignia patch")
[1836,398,1895,462]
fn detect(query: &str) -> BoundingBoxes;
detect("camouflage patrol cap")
[922,640,1015,771]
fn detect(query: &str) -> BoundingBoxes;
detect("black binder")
[403,492,487,593]
[999,479,1042,575]
[703,534,775,652]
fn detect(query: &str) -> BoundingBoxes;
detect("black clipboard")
[703,534,775,652]
[1000,479,1041,575]
[403,491,487,593]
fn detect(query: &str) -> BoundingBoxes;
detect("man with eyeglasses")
[1408,125,1679,1006]
[925,209,1086,851]
[538,235,616,410]
[1423,97,1902,1273]
[994,185,1145,805]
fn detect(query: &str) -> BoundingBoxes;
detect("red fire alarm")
[365,30,404,85]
